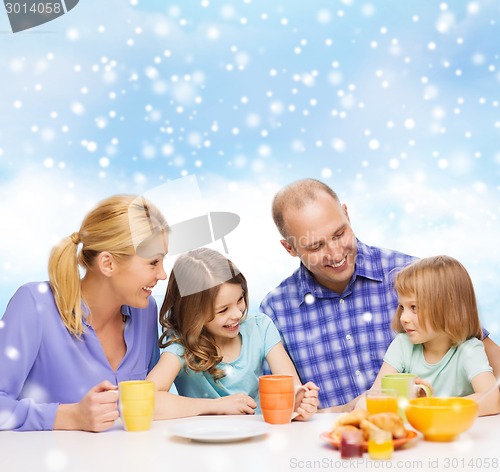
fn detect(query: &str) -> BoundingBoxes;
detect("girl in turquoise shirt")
[147,248,319,419]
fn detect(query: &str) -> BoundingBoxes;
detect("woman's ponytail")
[48,232,84,336]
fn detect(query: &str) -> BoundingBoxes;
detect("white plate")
[169,418,270,443]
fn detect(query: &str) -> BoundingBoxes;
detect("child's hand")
[293,381,320,421]
[216,393,257,415]
[415,377,433,397]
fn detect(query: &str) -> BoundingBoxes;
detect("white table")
[1,413,499,472]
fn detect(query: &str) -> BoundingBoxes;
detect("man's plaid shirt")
[260,239,417,409]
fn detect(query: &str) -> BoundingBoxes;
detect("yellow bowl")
[405,397,478,442]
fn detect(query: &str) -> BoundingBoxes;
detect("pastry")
[330,424,360,443]
[367,412,406,439]
[335,408,370,427]
[359,419,384,441]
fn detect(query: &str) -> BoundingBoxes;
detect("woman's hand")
[293,381,320,421]
[214,393,257,415]
[55,380,119,432]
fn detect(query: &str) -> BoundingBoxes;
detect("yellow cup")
[118,380,155,432]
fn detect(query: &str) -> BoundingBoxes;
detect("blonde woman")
[0,195,168,431]
[147,248,319,420]
[369,255,500,417]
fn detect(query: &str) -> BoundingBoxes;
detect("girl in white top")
[370,255,499,417]
[147,248,319,419]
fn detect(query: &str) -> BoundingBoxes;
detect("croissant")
[367,412,406,439]
[330,425,360,443]
[359,419,384,441]
[335,408,370,427]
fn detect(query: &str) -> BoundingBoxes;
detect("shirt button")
[346,334,351,340]
[355,370,361,376]
[339,299,345,304]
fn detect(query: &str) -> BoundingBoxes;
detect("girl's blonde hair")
[391,255,482,345]
[48,195,168,336]
[159,247,248,382]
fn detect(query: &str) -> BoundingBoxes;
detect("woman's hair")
[159,247,248,382]
[391,255,482,345]
[48,195,168,336]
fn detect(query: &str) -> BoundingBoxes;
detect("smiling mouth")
[142,286,155,294]
[223,322,239,329]
[326,257,347,269]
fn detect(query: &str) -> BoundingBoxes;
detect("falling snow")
[5,346,20,361]
[0,1,498,338]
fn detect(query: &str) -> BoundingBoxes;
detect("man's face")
[281,194,357,294]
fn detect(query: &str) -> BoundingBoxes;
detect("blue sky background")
[0,0,499,340]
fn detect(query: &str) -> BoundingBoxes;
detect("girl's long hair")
[159,248,248,381]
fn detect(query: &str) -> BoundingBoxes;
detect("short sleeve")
[161,342,186,366]
[255,313,282,356]
[461,338,493,382]
[383,333,410,372]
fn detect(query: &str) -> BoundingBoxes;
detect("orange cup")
[259,374,295,424]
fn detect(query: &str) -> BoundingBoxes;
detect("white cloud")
[347,174,499,337]
[0,170,498,340]
[0,168,108,288]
